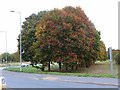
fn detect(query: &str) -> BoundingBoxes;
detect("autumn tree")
[19,6,103,72]
[35,6,101,71]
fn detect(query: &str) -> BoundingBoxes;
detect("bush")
[115,53,120,64]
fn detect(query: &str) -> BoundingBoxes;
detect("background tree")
[97,41,107,61]
[10,51,20,62]
[0,53,11,63]
[112,49,120,60]
[112,49,120,64]
[18,11,47,65]
[115,52,120,64]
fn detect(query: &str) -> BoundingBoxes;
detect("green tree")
[112,49,120,60]
[18,11,47,64]
[112,49,120,64]
[115,52,120,64]
[97,41,107,61]
[10,51,20,62]
[1,53,11,63]
[19,13,38,62]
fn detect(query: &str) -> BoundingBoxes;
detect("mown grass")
[5,65,118,78]
[4,60,119,78]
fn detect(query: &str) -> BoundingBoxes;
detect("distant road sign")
[108,47,112,61]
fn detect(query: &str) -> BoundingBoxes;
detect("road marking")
[42,77,59,80]
[28,77,39,80]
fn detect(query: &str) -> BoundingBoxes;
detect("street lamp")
[0,31,7,65]
[10,10,22,71]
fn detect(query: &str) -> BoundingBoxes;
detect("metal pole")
[5,31,7,67]
[10,11,22,71]
[19,12,22,72]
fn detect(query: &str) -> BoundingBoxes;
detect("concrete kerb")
[60,79,119,87]
[40,76,119,87]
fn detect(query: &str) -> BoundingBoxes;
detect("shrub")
[115,53,120,64]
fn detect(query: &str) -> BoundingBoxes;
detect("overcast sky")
[0,0,119,54]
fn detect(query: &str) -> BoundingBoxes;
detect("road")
[1,69,119,89]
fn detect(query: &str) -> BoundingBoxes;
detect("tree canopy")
[19,6,105,71]
[97,41,107,61]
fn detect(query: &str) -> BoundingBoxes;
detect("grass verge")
[4,66,117,78]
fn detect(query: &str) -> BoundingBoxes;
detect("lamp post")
[10,11,22,71]
[0,31,7,65]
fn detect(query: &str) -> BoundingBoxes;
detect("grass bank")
[5,66,117,78]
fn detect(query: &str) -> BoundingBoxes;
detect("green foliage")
[115,52,120,64]
[21,13,38,62]
[10,51,20,62]
[0,53,11,63]
[0,51,20,63]
[112,50,120,60]
[18,11,47,64]
[97,41,107,61]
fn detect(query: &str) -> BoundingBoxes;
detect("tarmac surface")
[2,70,119,87]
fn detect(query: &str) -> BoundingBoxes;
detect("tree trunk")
[66,63,68,71]
[42,67,44,71]
[71,65,74,71]
[41,65,44,71]
[48,61,51,71]
[59,62,62,71]
[75,62,78,70]
[85,62,89,68]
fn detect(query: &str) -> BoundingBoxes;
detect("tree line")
[0,52,19,63]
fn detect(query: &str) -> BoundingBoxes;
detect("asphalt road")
[1,69,118,89]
